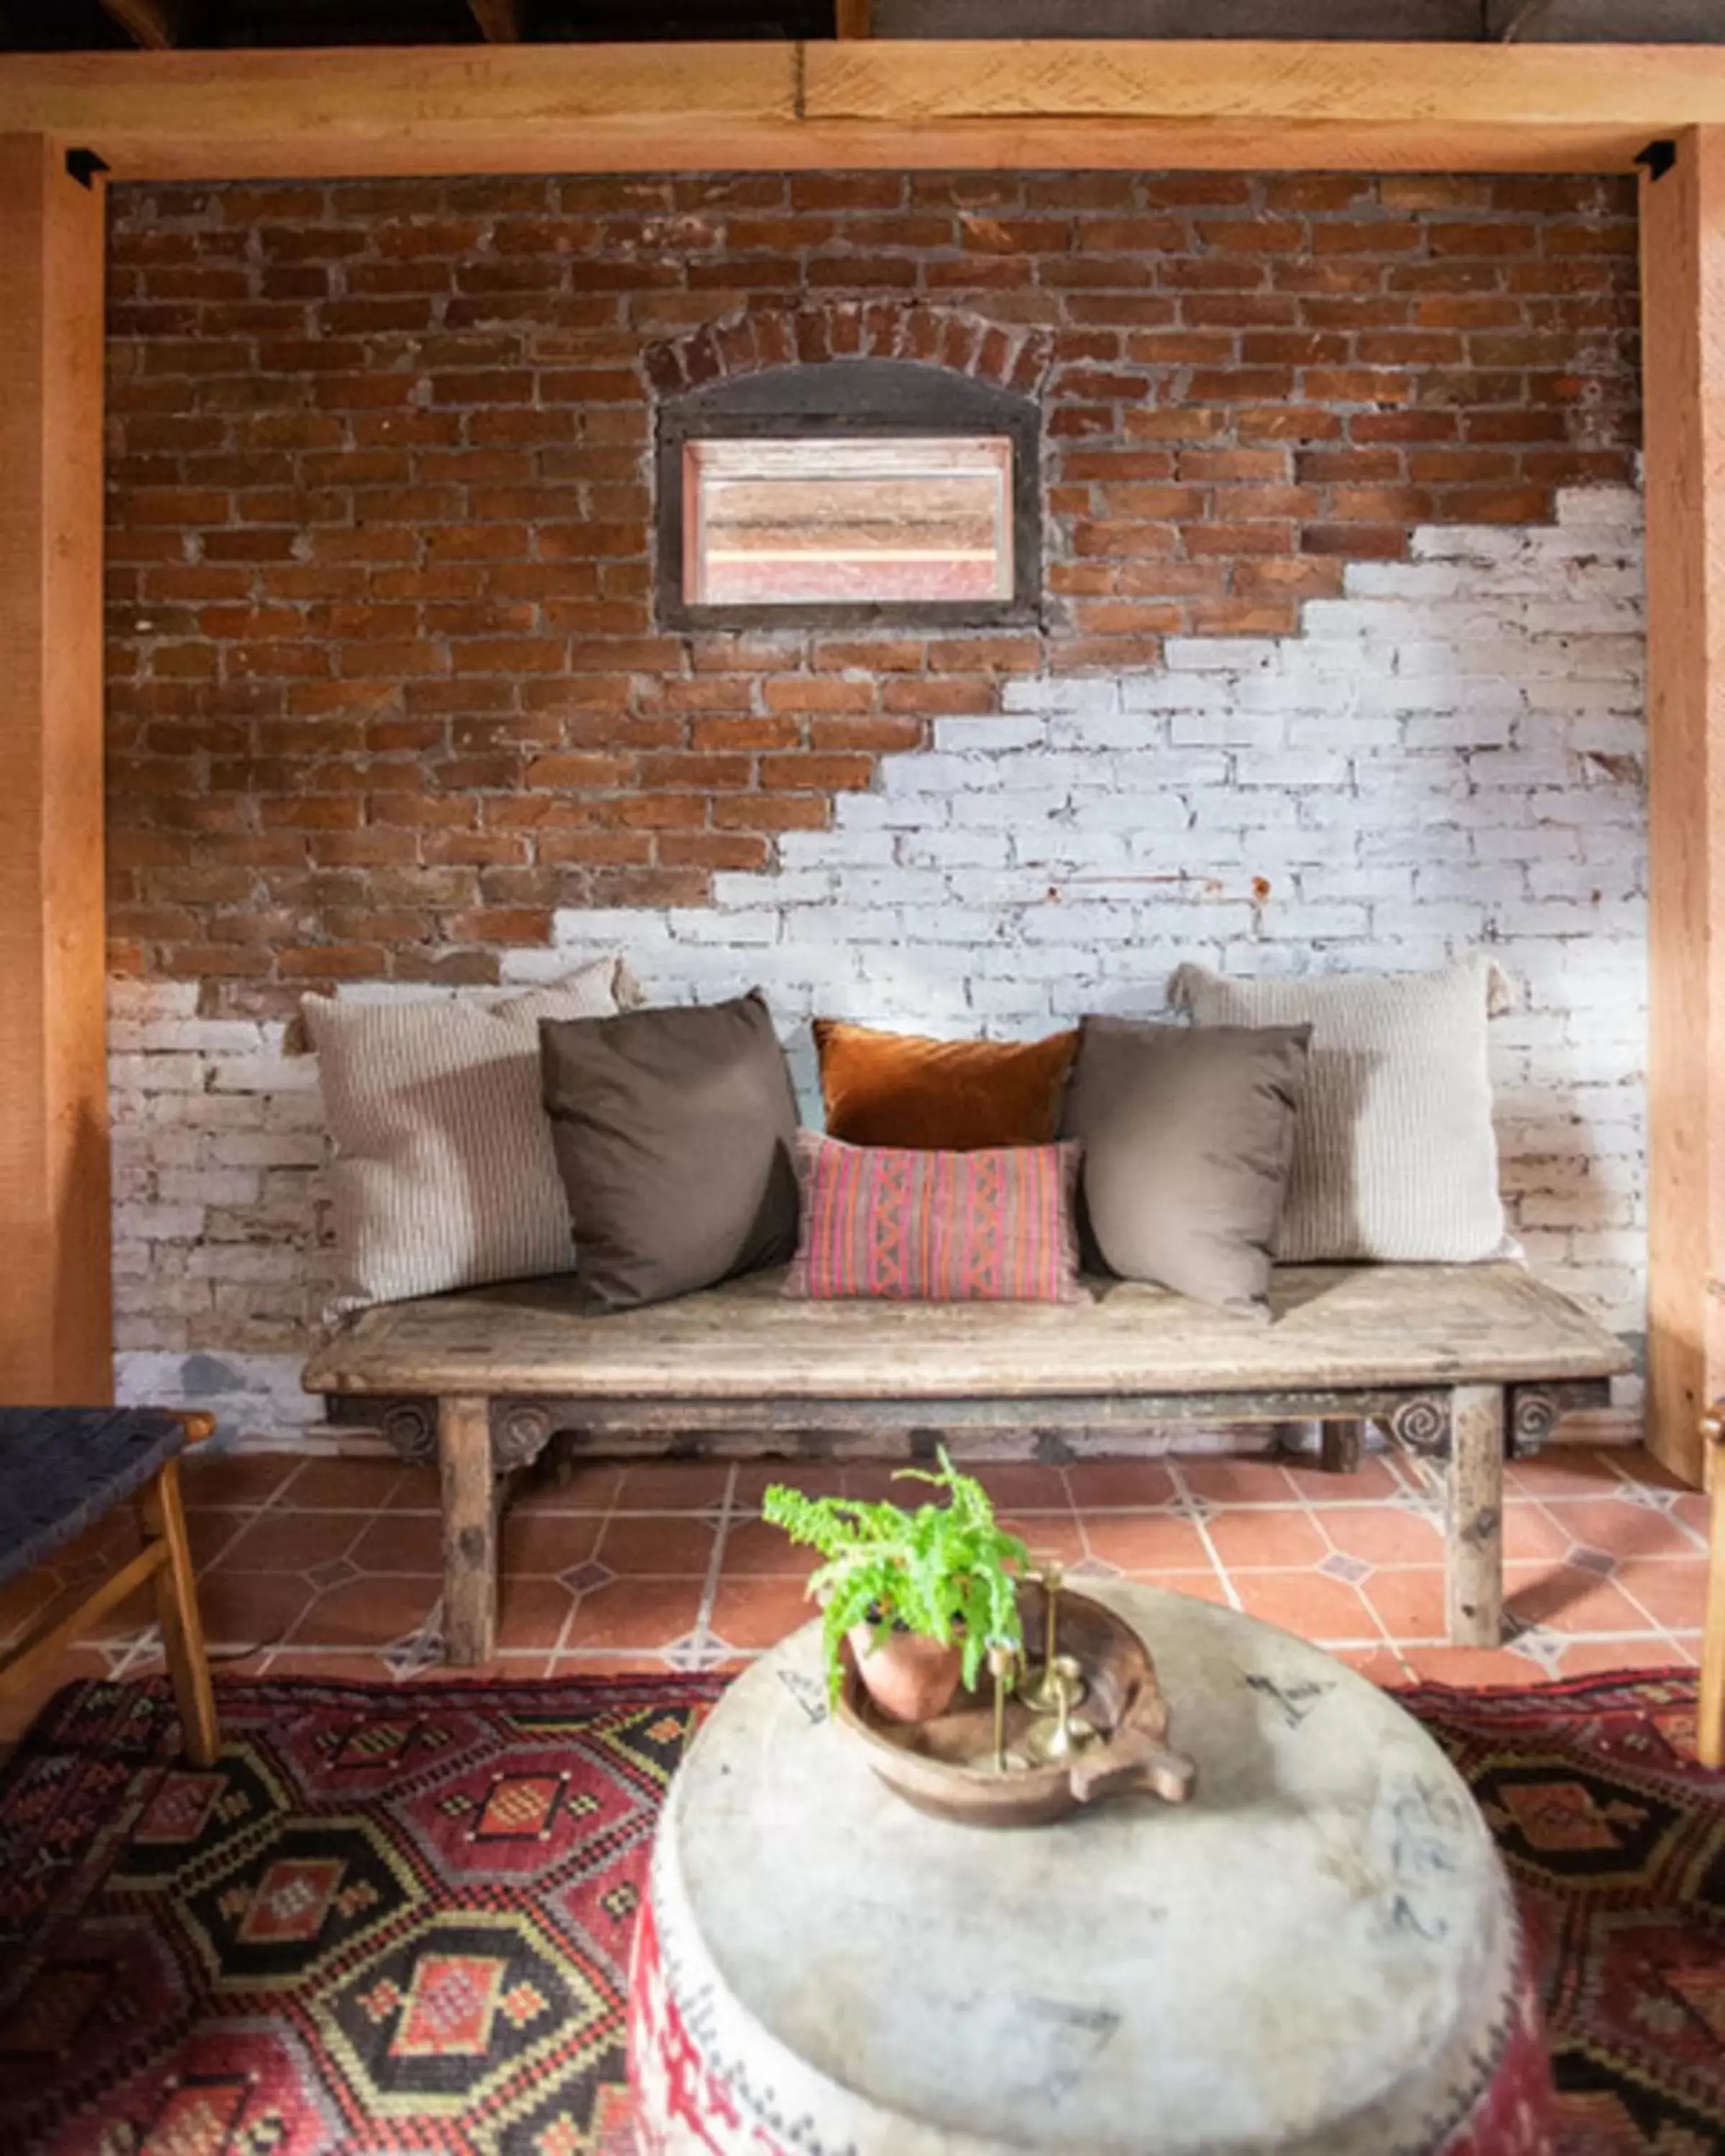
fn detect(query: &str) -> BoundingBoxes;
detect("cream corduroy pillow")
[1167,955,1514,1265]
[305,960,625,1315]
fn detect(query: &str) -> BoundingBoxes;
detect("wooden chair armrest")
[175,1411,218,1446]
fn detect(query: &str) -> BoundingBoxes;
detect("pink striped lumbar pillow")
[783,1131,1087,1304]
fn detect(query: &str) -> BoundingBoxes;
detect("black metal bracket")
[1635,139,1678,183]
[65,149,111,190]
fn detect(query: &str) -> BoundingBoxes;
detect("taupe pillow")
[1169,956,1512,1264]
[540,990,801,1314]
[303,960,626,1317]
[1061,1017,1310,1318]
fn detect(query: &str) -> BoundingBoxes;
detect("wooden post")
[440,1393,497,1665]
[1445,1385,1505,1647]
[0,137,110,1406]
[1700,1407,1725,1770]
[1640,129,1725,1490]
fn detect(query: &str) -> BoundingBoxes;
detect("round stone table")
[628,1586,1552,2156]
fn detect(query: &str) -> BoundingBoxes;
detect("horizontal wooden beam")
[2,40,1725,178]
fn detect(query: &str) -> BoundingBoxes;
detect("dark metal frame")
[654,358,1044,632]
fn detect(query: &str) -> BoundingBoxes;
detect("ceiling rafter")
[466,0,524,38]
[98,0,185,49]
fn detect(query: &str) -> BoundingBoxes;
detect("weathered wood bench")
[304,1261,1632,1666]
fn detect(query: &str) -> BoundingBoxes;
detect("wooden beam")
[5,42,1725,178]
[835,0,873,35]
[1639,128,1725,1488]
[466,0,523,38]
[98,0,185,50]
[0,137,110,1408]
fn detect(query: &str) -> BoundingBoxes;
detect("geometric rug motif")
[0,1676,719,2155]
[1399,1670,1725,2156]
[1,1669,1721,2153]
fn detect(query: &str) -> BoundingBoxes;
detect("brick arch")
[643,302,1055,401]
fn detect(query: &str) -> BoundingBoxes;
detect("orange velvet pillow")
[813,1020,1079,1152]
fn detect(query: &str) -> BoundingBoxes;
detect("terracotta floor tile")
[840,1464,937,1503]
[1230,1571,1384,1645]
[1525,1494,1706,1562]
[1548,1639,1678,1678]
[1276,1456,1408,1503]
[612,1462,732,1511]
[597,1515,719,1577]
[1504,1563,1664,1637]
[289,1575,438,1651]
[497,1577,579,1653]
[1062,1461,1179,1510]
[1333,1646,1415,1686]
[0,1567,63,1642]
[1358,1567,1450,1644]
[1612,1444,1693,1493]
[1081,1515,1212,1572]
[1503,1450,1633,1498]
[999,1516,1087,1568]
[1315,1504,1445,1567]
[185,1508,254,1571]
[718,1515,816,1577]
[264,1650,424,1685]
[181,1452,303,1508]
[564,1577,706,1652]
[1611,1558,1711,1631]
[1174,1459,1300,1506]
[968,1465,1073,1513]
[730,1462,847,1508]
[706,1576,814,1653]
[507,1462,625,1514]
[279,1459,410,1509]
[196,1570,319,1652]
[1401,1644,1549,1687]
[1502,1502,1576,1563]
[218,1510,364,1573]
[1206,1508,1329,1570]
[501,1511,604,1577]
[382,1466,444,1514]
[551,1650,681,1677]
[1116,1572,1233,1609]
[348,1511,448,1575]
[1670,1493,1711,1535]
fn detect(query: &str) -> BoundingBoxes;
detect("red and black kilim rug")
[0,1669,1719,2154]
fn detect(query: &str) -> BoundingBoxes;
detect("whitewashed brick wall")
[111,486,1647,1445]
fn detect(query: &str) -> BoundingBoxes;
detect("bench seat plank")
[304,1260,1630,1401]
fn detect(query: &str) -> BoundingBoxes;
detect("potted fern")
[760,1449,1030,1723]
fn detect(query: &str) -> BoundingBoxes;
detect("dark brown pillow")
[1060,1017,1311,1319]
[814,1019,1078,1152]
[540,991,800,1314]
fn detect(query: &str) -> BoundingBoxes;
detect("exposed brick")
[102,166,1639,1006]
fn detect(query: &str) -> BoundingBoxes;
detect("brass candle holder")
[1018,1565,1089,1718]
[1024,1655,1099,1766]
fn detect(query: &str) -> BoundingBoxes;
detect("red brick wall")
[104,170,1639,1014]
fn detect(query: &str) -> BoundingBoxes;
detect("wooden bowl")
[834,1582,1196,1828]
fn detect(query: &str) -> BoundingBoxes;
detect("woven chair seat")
[0,1409,195,1590]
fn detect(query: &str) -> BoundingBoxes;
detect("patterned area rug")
[0,1669,1719,2155]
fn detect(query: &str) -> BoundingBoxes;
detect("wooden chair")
[1702,1404,1725,1772]
[0,1406,219,1766]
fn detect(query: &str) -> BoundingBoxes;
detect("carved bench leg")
[1320,1419,1366,1475]
[439,1393,495,1667]
[1446,1384,1505,1649]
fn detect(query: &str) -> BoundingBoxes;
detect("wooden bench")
[304,1261,1632,1667]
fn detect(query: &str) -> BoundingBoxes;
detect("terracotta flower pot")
[847,1622,964,1724]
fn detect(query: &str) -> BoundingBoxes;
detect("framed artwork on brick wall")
[656,359,1043,631]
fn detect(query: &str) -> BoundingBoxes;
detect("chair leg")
[146,1458,220,1769]
[1320,1419,1365,1475]
[1700,1413,1725,1772]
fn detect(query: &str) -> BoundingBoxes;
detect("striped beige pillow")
[1167,956,1513,1265]
[304,961,624,1316]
